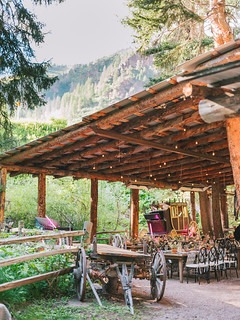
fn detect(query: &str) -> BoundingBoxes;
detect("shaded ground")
[70,273,240,320]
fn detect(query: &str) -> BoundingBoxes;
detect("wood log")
[225,117,240,211]
[130,189,139,239]
[90,179,98,241]
[0,168,7,223]
[38,173,46,217]
[0,230,85,245]
[190,192,196,221]
[212,180,224,238]
[0,247,79,268]
[199,190,213,237]
[0,267,74,292]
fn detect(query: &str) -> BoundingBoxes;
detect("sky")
[26,0,135,65]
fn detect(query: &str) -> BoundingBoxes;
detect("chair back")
[198,247,207,263]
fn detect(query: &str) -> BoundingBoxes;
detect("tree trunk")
[130,189,139,239]
[190,191,196,221]
[0,168,7,224]
[38,173,46,218]
[90,178,98,241]
[199,191,213,237]
[225,117,240,215]
[212,180,224,238]
[209,0,234,46]
[220,184,228,229]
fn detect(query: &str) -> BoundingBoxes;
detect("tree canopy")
[124,0,240,78]
[0,0,65,134]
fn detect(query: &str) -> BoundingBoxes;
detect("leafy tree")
[124,0,239,77]
[0,0,65,134]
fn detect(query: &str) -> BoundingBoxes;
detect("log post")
[225,117,240,213]
[190,191,196,221]
[199,190,213,237]
[130,189,139,239]
[220,184,228,230]
[0,168,7,224]
[90,178,98,241]
[38,173,46,218]
[212,180,224,239]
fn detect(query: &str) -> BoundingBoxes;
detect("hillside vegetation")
[15,49,159,124]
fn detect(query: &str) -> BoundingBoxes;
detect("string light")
[195,141,198,145]
[212,152,215,156]
[164,162,167,166]
[110,166,112,169]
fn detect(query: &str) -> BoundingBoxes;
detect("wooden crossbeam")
[91,127,229,164]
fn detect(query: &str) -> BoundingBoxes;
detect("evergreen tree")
[124,0,239,77]
[0,0,65,134]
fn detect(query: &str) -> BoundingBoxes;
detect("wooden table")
[163,251,188,283]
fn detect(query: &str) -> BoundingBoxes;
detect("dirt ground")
[70,272,240,319]
[129,273,240,320]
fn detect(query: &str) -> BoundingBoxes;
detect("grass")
[9,296,144,320]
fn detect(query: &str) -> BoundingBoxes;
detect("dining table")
[163,250,188,283]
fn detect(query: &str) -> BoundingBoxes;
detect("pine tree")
[0,0,64,134]
[124,0,239,77]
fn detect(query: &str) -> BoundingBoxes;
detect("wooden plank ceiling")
[1,40,240,190]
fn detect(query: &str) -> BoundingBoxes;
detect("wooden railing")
[0,230,84,292]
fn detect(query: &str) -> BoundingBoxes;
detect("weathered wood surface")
[95,244,149,259]
[0,246,79,268]
[0,168,7,223]
[0,266,74,292]
[0,230,84,245]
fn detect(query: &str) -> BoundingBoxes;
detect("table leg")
[179,259,183,283]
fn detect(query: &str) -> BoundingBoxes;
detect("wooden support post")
[190,191,196,221]
[199,190,213,237]
[220,185,228,230]
[0,168,7,224]
[130,189,139,239]
[90,178,98,241]
[212,180,224,239]
[38,173,46,218]
[226,117,240,212]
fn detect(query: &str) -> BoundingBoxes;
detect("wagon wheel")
[74,247,87,301]
[147,240,158,255]
[150,250,167,301]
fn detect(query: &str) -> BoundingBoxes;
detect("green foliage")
[18,50,160,123]
[0,246,74,305]
[0,0,65,134]
[124,0,240,76]
[0,118,67,152]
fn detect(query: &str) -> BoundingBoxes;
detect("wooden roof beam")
[91,127,229,164]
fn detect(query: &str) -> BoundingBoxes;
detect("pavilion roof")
[1,40,240,190]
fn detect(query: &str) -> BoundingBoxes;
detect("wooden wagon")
[73,238,167,314]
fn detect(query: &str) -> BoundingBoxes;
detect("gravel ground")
[130,273,240,320]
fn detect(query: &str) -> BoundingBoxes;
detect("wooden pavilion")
[0,40,240,239]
